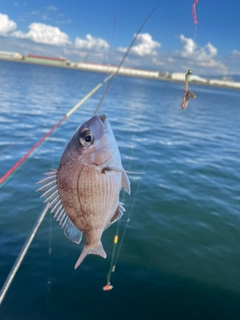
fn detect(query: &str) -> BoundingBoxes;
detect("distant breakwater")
[0,57,239,90]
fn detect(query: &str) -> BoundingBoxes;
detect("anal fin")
[104,202,125,230]
[63,219,83,244]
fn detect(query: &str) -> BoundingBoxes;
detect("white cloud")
[118,33,160,56]
[174,34,227,74]
[178,34,195,57]
[150,34,228,75]
[223,50,240,75]
[0,13,17,36]
[46,6,58,11]
[13,2,27,7]
[74,34,109,51]
[178,34,218,63]
[41,15,48,21]
[194,43,219,67]
[228,50,240,59]
[13,23,71,46]
[152,57,164,66]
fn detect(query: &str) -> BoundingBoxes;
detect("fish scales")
[37,114,130,269]
[59,164,121,231]
[76,166,121,228]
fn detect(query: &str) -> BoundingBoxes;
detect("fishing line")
[101,7,159,291]
[104,147,134,285]
[104,1,200,288]
[102,0,119,98]
[180,0,199,110]
[98,7,161,286]
[93,6,158,116]
[115,181,141,264]
[193,24,197,46]
[105,222,120,287]
[0,135,34,155]
[46,153,55,317]
[46,211,53,317]
[100,0,119,288]
[104,144,135,288]
[104,153,145,289]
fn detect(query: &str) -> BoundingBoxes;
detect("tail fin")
[74,242,107,269]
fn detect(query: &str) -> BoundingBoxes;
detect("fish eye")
[79,130,94,147]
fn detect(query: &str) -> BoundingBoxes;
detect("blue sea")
[0,60,240,320]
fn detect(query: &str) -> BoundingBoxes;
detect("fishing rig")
[0,0,200,302]
[180,0,199,110]
[181,70,196,110]
[0,7,158,305]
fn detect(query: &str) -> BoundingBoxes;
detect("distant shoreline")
[0,56,239,90]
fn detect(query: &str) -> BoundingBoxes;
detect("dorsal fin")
[37,170,83,244]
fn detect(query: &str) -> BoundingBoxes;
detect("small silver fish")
[37,114,130,269]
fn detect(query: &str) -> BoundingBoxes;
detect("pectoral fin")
[121,172,131,195]
[102,166,144,175]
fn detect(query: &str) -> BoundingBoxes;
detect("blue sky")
[0,0,240,76]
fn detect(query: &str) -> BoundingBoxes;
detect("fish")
[37,114,130,269]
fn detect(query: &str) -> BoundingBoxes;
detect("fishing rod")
[0,6,158,305]
[0,204,50,306]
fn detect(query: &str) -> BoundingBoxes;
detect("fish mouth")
[100,114,106,124]
[99,114,107,129]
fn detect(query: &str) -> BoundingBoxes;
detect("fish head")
[61,114,121,167]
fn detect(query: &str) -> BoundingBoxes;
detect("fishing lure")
[181,70,196,110]
[192,0,198,25]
